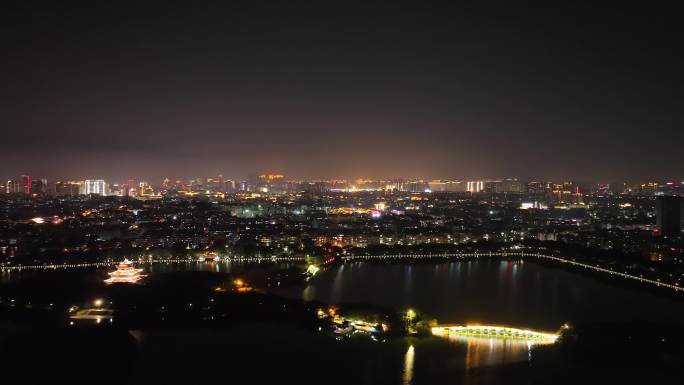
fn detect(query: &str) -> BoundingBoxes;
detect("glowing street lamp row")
[342,251,684,292]
[2,251,683,293]
[0,256,306,272]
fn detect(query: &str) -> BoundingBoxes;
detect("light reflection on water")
[331,265,344,304]
[278,260,684,331]
[403,344,415,385]
[0,270,10,284]
[271,259,684,371]
[302,284,316,301]
[441,334,544,369]
[6,259,684,377]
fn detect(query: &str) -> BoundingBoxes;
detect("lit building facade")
[84,179,107,196]
[428,180,466,192]
[467,181,484,193]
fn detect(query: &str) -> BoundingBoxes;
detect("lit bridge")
[341,251,684,293]
[432,324,560,343]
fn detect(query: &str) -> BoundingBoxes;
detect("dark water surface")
[274,260,684,330]
[4,260,684,384]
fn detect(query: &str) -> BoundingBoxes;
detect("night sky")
[3,2,682,182]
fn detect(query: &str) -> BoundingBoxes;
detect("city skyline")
[5,171,684,198]
[5,172,684,186]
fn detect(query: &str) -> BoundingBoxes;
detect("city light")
[432,324,560,343]
[4,2,682,382]
[306,264,320,276]
[104,260,146,284]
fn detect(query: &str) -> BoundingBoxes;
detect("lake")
[3,259,684,384]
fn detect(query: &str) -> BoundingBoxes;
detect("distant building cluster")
[1,173,683,286]
[3,174,684,242]
[4,174,684,201]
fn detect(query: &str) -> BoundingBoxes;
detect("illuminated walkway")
[432,324,559,343]
[3,250,683,294]
[0,256,305,272]
[341,251,684,293]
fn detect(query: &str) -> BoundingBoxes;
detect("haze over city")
[3,2,683,181]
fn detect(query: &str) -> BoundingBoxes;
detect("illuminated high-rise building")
[5,180,20,194]
[427,180,466,192]
[20,175,31,194]
[467,181,484,193]
[501,178,524,193]
[52,181,80,196]
[528,181,553,195]
[30,178,47,195]
[402,180,427,192]
[252,173,286,194]
[108,183,125,196]
[5,176,31,194]
[139,181,154,196]
[84,179,107,196]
